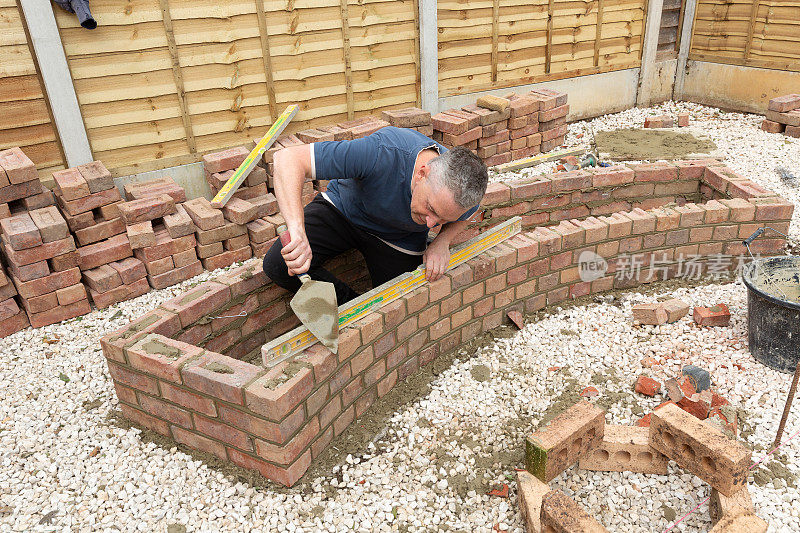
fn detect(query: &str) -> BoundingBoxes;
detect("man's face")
[410,167,466,228]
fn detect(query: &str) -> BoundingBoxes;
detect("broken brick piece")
[677,112,690,127]
[634,376,661,397]
[708,511,767,533]
[541,489,609,532]
[578,425,668,475]
[650,403,750,496]
[661,298,689,323]
[516,470,550,533]
[632,302,667,325]
[710,486,753,524]
[507,310,524,329]
[693,304,731,326]
[525,400,605,482]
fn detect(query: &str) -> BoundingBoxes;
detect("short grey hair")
[427,147,488,209]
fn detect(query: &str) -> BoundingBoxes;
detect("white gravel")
[2,103,799,532]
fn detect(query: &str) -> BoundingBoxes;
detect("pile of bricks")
[0,207,89,327]
[644,112,690,128]
[761,94,800,138]
[0,257,28,336]
[119,186,201,291]
[203,147,274,204]
[182,197,252,271]
[430,89,569,168]
[0,147,54,218]
[516,398,764,531]
[51,162,138,301]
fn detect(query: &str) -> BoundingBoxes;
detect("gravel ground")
[2,103,799,532]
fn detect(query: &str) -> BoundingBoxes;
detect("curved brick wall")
[101,160,793,486]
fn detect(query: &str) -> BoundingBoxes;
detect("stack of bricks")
[0,147,55,219]
[431,89,568,167]
[762,94,800,138]
[51,162,137,296]
[203,147,274,205]
[0,256,28,337]
[0,207,90,327]
[119,189,201,291]
[182,197,252,271]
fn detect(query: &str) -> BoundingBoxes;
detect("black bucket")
[742,256,800,373]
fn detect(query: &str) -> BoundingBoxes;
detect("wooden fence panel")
[53,0,418,175]
[0,0,66,180]
[690,0,800,72]
[438,0,646,97]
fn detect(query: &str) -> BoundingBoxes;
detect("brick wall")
[101,160,793,487]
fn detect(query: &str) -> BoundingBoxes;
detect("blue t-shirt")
[312,126,478,254]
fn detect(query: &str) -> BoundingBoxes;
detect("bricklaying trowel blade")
[290,275,339,353]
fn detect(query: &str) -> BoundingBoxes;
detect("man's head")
[410,147,488,228]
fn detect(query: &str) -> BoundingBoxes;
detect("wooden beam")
[412,0,422,107]
[18,0,92,167]
[491,0,499,83]
[339,0,354,120]
[158,0,196,154]
[254,0,278,122]
[636,0,664,107]
[594,0,604,67]
[545,0,554,74]
[418,0,438,113]
[743,0,762,61]
[673,0,698,100]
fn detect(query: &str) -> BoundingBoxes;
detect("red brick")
[55,283,86,306]
[161,281,231,328]
[107,361,159,395]
[202,146,249,174]
[56,187,122,216]
[635,375,661,396]
[28,206,68,244]
[181,352,264,404]
[245,363,314,421]
[227,446,311,487]
[52,168,90,200]
[0,147,37,184]
[75,161,113,193]
[0,213,42,250]
[120,404,170,436]
[693,304,731,326]
[77,234,132,270]
[255,417,319,465]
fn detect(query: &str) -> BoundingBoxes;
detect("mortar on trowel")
[277,225,339,352]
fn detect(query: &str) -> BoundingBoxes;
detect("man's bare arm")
[273,145,314,274]
[423,220,468,281]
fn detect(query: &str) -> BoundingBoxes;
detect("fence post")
[18,0,93,167]
[636,0,664,107]
[673,0,698,101]
[418,0,439,113]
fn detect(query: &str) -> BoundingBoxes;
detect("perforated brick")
[578,425,667,475]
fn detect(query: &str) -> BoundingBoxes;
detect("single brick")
[161,281,231,328]
[29,206,68,243]
[541,489,609,532]
[56,187,122,216]
[578,424,668,475]
[183,197,224,230]
[203,146,249,174]
[380,107,431,128]
[77,234,132,270]
[222,197,259,225]
[110,256,147,284]
[76,160,113,193]
[635,376,661,397]
[710,486,754,525]
[245,362,314,421]
[52,167,90,200]
[0,213,42,250]
[632,302,668,325]
[650,403,750,496]
[760,119,784,134]
[118,194,176,225]
[526,400,605,482]
[693,304,731,326]
[0,147,38,184]
[83,264,123,294]
[661,298,689,322]
[126,220,156,249]
[124,176,186,203]
[181,351,264,405]
[163,204,196,238]
[125,333,203,383]
[476,94,510,112]
[148,260,202,290]
[516,470,551,533]
[768,94,800,112]
[27,297,90,328]
[55,282,87,306]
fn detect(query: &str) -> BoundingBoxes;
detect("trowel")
[277,225,339,353]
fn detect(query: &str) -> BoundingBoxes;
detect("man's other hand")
[423,239,450,282]
[281,228,312,276]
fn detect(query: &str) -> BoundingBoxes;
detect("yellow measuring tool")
[492,147,585,173]
[262,216,522,367]
[210,104,298,208]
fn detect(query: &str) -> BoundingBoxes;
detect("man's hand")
[281,227,312,276]
[423,238,450,282]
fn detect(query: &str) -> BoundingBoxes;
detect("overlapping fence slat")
[689,0,800,72]
[53,0,419,175]
[0,0,66,181]
[437,0,646,97]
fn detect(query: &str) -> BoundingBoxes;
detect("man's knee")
[262,244,291,287]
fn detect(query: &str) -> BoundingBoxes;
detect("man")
[263,126,489,305]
